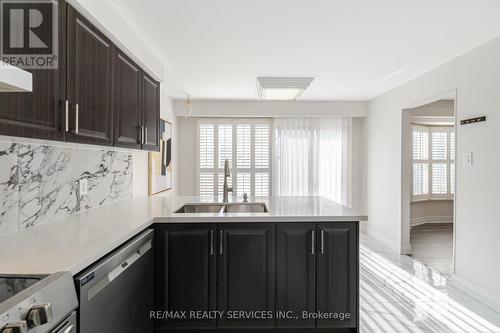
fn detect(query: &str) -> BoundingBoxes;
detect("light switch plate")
[79,178,88,196]
[463,152,473,167]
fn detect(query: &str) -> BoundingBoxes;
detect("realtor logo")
[0,0,58,69]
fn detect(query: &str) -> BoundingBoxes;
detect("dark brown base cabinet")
[155,222,359,333]
[0,0,160,152]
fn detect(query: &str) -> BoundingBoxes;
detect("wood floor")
[409,223,453,276]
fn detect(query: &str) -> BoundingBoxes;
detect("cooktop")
[0,276,41,303]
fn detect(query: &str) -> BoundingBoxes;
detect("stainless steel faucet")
[223,159,233,202]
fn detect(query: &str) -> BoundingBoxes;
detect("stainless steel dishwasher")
[75,229,154,333]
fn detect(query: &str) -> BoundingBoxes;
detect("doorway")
[401,95,456,277]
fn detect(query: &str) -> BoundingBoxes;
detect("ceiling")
[109,0,500,101]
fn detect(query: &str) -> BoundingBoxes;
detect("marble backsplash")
[0,142,132,235]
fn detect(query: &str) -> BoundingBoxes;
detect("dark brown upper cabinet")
[65,4,113,146]
[141,72,160,151]
[0,2,66,141]
[0,2,159,151]
[113,53,160,151]
[113,50,142,149]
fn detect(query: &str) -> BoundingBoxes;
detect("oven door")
[50,311,76,333]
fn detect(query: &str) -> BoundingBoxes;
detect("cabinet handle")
[219,230,223,255]
[210,230,214,256]
[144,126,148,144]
[311,230,315,254]
[74,104,79,134]
[321,230,325,254]
[137,126,142,144]
[141,126,145,145]
[64,100,69,132]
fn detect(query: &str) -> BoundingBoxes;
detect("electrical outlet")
[463,152,473,167]
[79,178,88,196]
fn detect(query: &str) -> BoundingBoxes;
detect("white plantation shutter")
[432,132,447,160]
[413,163,429,196]
[412,127,430,197]
[198,119,271,197]
[412,126,454,200]
[237,125,251,168]
[254,124,271,196]
[431,129,450,196]
[432,163,447,194]
[199,172,214,196]
[449,131,455,194]
[199,124,214,168]
[218,125,232,168]
[199,124,215,196]
[413,129,429,160]
[450,163,455,194]
[236,173,251,196]
[449,132,455,160]
[255,124,270,168]
[255,173,269,196]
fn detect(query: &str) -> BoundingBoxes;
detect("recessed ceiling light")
[257,77,314,100]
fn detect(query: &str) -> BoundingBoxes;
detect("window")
[273,117,352,206]
[412,126,455,200]
[198,119,271,197]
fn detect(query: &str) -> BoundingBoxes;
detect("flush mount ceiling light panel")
[257,77,314,100]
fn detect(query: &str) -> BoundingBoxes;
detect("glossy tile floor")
[360,233,500,333]
[410,223,454,276]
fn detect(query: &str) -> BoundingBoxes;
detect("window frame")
[411,125,455,202]
[196,118,273,198]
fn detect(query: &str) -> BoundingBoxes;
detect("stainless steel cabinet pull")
[311,230,315,254]
[141,126,145,145]
[219,230,223,255]
[210,230,214,256]
[144,126,148,144]
[64,100,69,132]
[74,104,79,134]
[321,230,325,254]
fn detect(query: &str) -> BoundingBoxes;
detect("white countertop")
[0,196,366,276]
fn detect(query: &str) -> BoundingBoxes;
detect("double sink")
[175,202,268,214]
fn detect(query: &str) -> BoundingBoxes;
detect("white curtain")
[272,117,352,206]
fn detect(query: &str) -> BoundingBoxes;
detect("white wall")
[411,200,454,226]
[176,117,197,196]
[174,100,368,118]
[176,115,367,213]
[367,36,500,301]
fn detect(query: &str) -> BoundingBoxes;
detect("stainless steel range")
[0,272,78,333]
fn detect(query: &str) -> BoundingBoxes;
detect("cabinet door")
[316,223,358,328]
[0,2,66,141]
[276,224,316,328]
[66,4,113,145]
[141,72,160,151]
[113,49,141,149]
[157,225,217,329]
[218,224,275,328]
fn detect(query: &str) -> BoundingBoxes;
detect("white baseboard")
[410,215,453,227]
[451,273,500,314]
[359,220,368,234]
[365,226,401,254]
